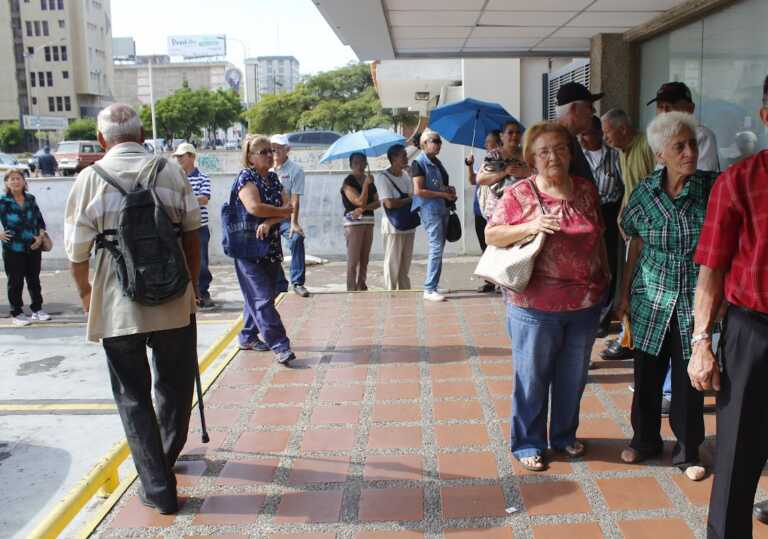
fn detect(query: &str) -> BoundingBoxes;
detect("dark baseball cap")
[647,81,693,106]
[556,82,604,106]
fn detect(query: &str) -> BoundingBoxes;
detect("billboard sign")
[224,68,242,94]
[23,115,68,130]
[167,35,226,58]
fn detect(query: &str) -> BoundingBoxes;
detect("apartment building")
[244,55,300,105]
[113,56,242,106]
[0,0,114,122]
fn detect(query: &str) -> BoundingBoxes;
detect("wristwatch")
[690,332,711,346]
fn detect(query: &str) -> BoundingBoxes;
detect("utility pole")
[148,57,158,153]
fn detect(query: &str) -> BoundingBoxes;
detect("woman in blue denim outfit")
[232,135,295,364]
[410,129,457,302]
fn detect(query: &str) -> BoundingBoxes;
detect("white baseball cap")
[270,134,290,146]
[173,142,196,156]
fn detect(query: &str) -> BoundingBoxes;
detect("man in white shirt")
[375,144,417,290]
[270,134,310,298]
[648,82,720,172]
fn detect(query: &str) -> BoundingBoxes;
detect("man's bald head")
[97,103,143,148]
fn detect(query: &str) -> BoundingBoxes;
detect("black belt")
[732,305,768,325]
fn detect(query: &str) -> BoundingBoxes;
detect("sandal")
[563,440,586,459]
[620,447,660,464]
[684,465,707,481]
[518,455,547,472]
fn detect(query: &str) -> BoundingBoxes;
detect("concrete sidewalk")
[89,290,759,539]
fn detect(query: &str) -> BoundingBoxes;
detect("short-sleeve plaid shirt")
[621,168,718,361]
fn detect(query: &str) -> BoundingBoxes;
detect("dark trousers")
[630,311,704,466]
[102,318,197,506]
[276,219,307,291]
[474,213,488,252]
[235,258,290,352]
[3,249,42,316]
[708,307,768,539]
[599,201,621,327]
[198,225,212,298]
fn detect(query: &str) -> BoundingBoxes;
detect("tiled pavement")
[93,291,768,539]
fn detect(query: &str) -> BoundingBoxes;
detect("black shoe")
[197,296,217,311]
[600,340,633,360]
[755,500,768,524]
[476,282,495,293]
[137,486,178,515]
[661,397,671,417]
[293,285,310,298]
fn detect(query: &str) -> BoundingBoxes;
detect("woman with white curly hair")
[615,111,719,481]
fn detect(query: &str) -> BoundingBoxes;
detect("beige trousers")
[382,232,414,290]
[344,224,374,291]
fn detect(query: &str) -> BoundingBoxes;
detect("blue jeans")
[420,207,448,292]
[234,258,291,353]
[275,220,306,292]
[198,225,212,298]
[506,301,601,459]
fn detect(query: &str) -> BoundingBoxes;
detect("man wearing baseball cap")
[555,81,604,184]
[270,134,310,298]
[648,82,720,172]
[173,142,215,309]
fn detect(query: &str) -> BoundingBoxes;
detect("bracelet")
[690,332,711,346]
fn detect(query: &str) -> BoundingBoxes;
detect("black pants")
[102,317,197,506]
[3,249,42,316]
[708,307,768,539]
[630,311,704,466]
[474,213,488,252]
[599,201,621,327]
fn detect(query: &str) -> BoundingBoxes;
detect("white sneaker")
[31,310,51,321]
[12,314,31,326]
[423,291,446,302]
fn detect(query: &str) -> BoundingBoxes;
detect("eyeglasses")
[429,139,442,145]
[534,145,570,160]
[251,148,274,156]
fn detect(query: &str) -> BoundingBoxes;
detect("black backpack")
[91,157,190,306]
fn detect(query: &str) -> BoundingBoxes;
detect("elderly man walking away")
[555,81,603,183]
[271,134,310,298]
[64,103,201,515]
[37,146,57,176]
[174,142,215,310]
[600,108,657,362]
[688,75,768,539]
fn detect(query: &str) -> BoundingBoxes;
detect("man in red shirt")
[688,74,768,539]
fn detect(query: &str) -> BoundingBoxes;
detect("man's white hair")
[419,128,440,147]
[601,108,632,129]
[646,111,699,154]
[97,103,142,143]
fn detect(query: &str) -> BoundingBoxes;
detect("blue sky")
[111,0,359,75]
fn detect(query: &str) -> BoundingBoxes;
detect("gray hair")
[419,128,440,147]
[646,111,699,154]
[97,103,142,143]
[555,102,575,119]
[601,108,632,129]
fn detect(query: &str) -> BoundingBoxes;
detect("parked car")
[285,130,342,148]
[0,153,31,177]
[55,140,105,176]
[224,139,240,150]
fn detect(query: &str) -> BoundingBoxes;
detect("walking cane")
[194,358,210,443]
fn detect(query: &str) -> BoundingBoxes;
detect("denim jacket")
[412,152,448,215]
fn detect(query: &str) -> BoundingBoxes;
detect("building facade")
[113,57,241,107]
[0,0,114,122]
[244,55,300,105]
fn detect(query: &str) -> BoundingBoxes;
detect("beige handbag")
[473,179,547,293]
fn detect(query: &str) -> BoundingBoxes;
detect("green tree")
[64,118,97,140]
[245,89,317,134]
[206,89,244,137]
[0,121,22,152]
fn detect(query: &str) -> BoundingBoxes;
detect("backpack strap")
[91,162,128,196]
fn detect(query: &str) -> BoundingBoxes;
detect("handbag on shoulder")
[382,171,420,231]
[221,178,271,260]
[473,179,547,292]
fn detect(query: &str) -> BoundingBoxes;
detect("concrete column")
[590,33,638,120]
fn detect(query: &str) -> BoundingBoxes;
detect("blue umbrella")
[429,97,522,150]
[320,128,406,163]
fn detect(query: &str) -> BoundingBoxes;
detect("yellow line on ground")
[0,403,116,413]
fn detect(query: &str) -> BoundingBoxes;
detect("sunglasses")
[251,148,274,156]
[429,139,442,144]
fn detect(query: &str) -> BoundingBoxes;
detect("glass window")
[48,96,54,112]
[49,0,55,8]
[61,46,67,61]
[639,0,768,169]
[33,21,40,36]
[31,97,37,105]
[44,46,50,61]
[52,46,59,61]
[56,96,62,111]
[27,46,33,54]
[42,20,48,36]
[57,0,63,8]
[30,72,36,87]
[38,71,44,86]
[58,19,64,28]
[62,70,68,79]
[25,21,32,36]
[64,96,71,111]
[46,72,53,86]
[41,0,47,9]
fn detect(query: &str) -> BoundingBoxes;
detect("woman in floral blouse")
[0,170,50,326]
[232,134,295,365]
[616,111,717,481]
[486,121,609,471]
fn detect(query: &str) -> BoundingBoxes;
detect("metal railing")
[26,315,245,539]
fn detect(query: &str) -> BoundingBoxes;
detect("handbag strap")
[526,178,547,215]
[383,170,408,199]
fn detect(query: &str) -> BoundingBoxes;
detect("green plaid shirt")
[621,168,718,361]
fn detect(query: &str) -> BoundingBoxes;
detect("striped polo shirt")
[186,167,211,226]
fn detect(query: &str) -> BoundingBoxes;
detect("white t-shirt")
[375,169,415,235]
